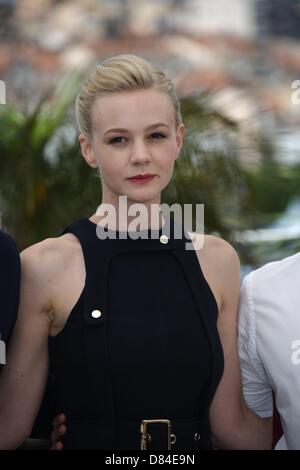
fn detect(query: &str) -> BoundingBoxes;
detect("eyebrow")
[103,123,170,136]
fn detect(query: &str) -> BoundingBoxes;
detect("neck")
[91,194,165,231]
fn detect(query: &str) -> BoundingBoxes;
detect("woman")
[0,54,272,450]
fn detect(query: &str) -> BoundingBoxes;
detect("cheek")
[96,149,122,173]
[99,160,129,188]
[160,146,176,168]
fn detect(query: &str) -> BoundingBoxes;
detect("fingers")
[50,422,67,450]
[50,413,67,450]
[51,424,66,439]
[52,413,67,429]
[50,441,64,451]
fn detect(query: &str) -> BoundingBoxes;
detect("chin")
[125,186,161,201]
[127,193,158,204]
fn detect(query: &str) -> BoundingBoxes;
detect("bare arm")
[0,245,52,449]
[199,236,272,449]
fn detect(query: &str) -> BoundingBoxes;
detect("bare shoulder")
[187,232,240,311]
[20,234,82,310]
[202,234,240,269]
[187,231,240,271]
[21,233,80,278]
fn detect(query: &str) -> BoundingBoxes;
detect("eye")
[150,132,166,140]
[108,136,127,144]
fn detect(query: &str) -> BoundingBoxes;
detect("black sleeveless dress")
[48,216,224,450]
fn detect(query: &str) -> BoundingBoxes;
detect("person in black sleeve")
[0,230,20,360]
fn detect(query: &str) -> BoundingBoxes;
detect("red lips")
[128,174,155,180]
[127,174,156,184]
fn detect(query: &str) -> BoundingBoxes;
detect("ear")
[175,123,185,160]
[79,133,98,169]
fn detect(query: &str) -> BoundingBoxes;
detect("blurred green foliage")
[244,135,300,222]
[0,76,99,248]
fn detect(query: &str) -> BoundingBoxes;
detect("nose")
[130,139,151,165]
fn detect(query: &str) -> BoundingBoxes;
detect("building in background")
[0,0,300,165]
[256,0,300,40]
[167,0,257,39]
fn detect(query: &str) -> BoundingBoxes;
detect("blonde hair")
[75,54,182,137]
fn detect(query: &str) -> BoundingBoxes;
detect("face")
[79,88,185,206]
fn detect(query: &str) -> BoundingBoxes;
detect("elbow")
[211,422,273,450]
[0,418,31,450]
[211,431,235,450]
[0,431,31,450]
[210,414,242,449]
[211,433,224,450]
[211,423,235,450]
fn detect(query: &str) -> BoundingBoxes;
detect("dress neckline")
[84,216,169,238]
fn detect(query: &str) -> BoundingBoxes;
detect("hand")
[50,413,67,450]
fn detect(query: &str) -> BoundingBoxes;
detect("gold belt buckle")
[140,419,176,450]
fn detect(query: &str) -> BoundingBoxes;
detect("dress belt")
[63,416,211,450]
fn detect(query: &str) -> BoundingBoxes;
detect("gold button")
[91,309,102,319]
[159,234,169,244]
[194,432,201,441]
